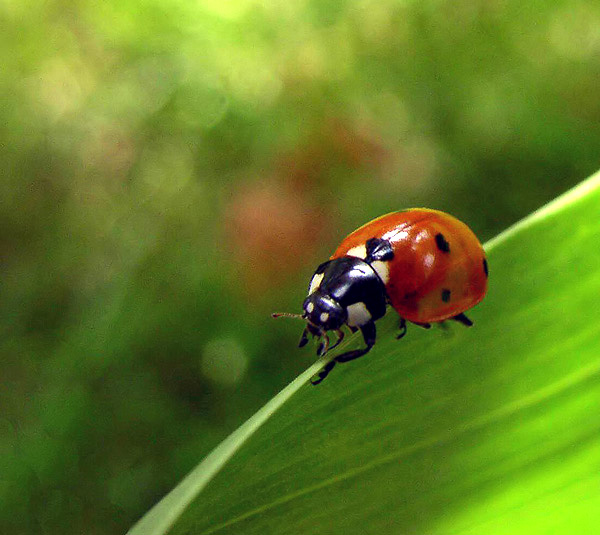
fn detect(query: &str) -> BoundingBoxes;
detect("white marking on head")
[308,272,325,295]
[370,260,390,285]
[306,302,315,313]
[346,244,367,259]
[346,302,372,327]
[319,312,329,323]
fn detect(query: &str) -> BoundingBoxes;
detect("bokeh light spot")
[201,338,248,386]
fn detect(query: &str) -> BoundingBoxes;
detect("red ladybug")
[273,209,488,384]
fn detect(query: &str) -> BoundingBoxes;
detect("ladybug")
[273,209,488,385]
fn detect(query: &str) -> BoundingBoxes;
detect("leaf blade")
[129,169,600,535]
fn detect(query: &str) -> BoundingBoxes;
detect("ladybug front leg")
[298,327,310,348]
[334,321,376,364]
[316,333,330,356]
[328,329,345,351]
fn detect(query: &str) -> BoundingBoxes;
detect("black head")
[302,293,347,332]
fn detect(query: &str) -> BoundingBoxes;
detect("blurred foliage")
[0,0,599,533]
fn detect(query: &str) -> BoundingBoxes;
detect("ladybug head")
[271,294,346,334]
[301,293,346,332]
[271,293,347,356]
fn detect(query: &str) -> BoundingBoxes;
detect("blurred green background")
[1,0,599,533]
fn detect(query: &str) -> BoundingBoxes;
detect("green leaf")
[129,170,600,535]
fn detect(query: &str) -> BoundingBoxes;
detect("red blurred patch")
[224,118,390,299]
[224,180,330,297]
[327,117,390,170]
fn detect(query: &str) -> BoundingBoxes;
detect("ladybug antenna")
[271,312,306,321]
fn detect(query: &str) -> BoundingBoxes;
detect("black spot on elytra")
[441,289,451,302]
[366,237,394,262]
[435,233,450,253]
[483,258,489,277]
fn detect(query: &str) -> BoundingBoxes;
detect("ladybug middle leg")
[334,321,376,364]
[311,360,337,386]
[311,323,377,385]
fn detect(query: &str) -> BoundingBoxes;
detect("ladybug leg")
[316,333,330,356]
[329,329,345,351]
[452,313,473,327]
[334,321,376,363]
[311,360,337,386]
[412,321,431,329]
[396,318,407,339]
[298,327,310,348]
[311,323,375,385]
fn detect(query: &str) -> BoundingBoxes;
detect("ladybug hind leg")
[451,312,473,327]
[396,318,407,339]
